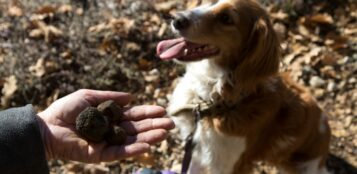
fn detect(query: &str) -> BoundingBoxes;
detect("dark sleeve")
[0,105,49,174]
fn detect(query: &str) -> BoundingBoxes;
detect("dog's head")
[157,0,281,89]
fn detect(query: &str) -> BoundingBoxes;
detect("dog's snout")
[173,14,190,30]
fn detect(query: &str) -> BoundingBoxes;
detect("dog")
[157,0,331,173]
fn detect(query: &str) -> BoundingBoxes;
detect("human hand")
[37,89,174,163]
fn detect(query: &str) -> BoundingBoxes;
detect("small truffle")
[105,125,127,145]
[76,107,110,142]
[97,100,123,122]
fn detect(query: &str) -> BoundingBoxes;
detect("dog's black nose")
[173,14,190,30]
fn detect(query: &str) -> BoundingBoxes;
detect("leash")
[177,99,242,174]
[181,105,202,174]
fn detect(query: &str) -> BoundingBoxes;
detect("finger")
[99,143,150,162]
[77,89,132,106]
[119,118,175,135]
[122,105,166,121]
[125,129,168,145]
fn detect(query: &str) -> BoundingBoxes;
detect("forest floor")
[0,0,356,173]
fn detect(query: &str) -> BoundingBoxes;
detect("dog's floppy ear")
[233,17,281,92]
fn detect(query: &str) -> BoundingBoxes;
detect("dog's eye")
[218,13,234,25]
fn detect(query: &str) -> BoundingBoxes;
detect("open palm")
[37,89,174,163]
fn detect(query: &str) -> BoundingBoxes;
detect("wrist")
[36,112,54,160]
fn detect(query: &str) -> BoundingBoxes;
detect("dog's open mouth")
[157,38,220,61]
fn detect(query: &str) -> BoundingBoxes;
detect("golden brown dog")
[157,0,331,173]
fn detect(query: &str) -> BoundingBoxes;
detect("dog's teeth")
[208,45,215,50]
[184,49,188,56]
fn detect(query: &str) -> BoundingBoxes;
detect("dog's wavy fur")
[167,0,331,173]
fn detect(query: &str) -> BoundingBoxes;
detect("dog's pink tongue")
[157,38,186,60]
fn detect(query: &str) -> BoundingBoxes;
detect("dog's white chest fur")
[190,124,246,174]
[168,59,246,174]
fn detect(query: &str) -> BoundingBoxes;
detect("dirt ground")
[0,0,356,173]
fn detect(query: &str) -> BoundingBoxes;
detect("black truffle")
[105,125,127,145]
[97,100,123,122]
[75,107,110,142]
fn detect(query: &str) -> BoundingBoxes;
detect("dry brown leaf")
[139,58,153,71]
[150,14,161,24]
[29,29,43,38]
[186,0,201,9]
[89,17,134,36]
[60,50,72,59]
[325,34,348,50]
[1,76,17,107]
[270,10,288,21]
[76,8,84,16]
[84,164,109,174]
[36,5,57,14]
[298,25,310,37]
[29,58,46,77]
[158,23,168,37]
[309,13,334,25]
[343,27,357,35]
[303,47,322,64]
[110,18,135,35]
[29,58,59,77]
[134,153,156,166]
[88,23,109,33]
[58,4,73,13]
[29,21,63,42]
[8,5,23,17]
[154,1,178,12]
[321,55,339,66]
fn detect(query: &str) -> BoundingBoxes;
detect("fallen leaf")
[186,0,201,9]
[58,4,73,13]
[110,17,135,36]
[320,66,337,78]
[321,54,339,66]
[60,50,72,59]
[76,8,84,16]
[29,29,43,38]
[309,13,334,25]
[89,17,134,37]
[1,76,17,107]
[84,164,109,174]
[302,47,322,64]
[88,23,108,33]
[157,23,168,37]
[343,27,357,36]
[139,58,151,71]
[29,58,59,77]
[134,153,156,166]
[29,20,63,42]
[270,10,288,21]
[143,69,159,82]
[154,1,178,12]
[36,5,57,15]
[8,5,23,17]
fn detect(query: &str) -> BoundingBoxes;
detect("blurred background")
[0,0,356,173]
